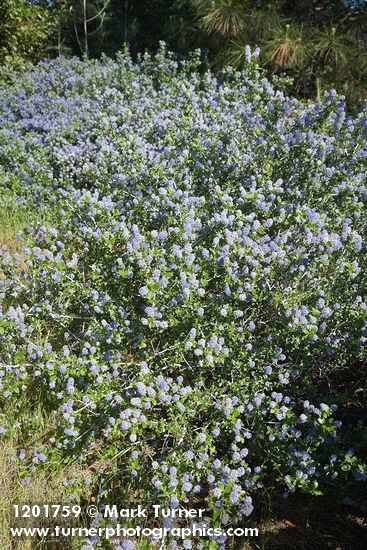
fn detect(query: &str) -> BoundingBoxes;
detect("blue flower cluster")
[0,45,366,548]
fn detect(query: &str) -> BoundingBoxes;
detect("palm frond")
[193,0,250,37]
[313,26,355,70]
[262,23,312,70]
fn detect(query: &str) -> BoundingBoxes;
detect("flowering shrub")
[0,45,366,548]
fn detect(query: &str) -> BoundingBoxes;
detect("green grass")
[0,207,26,254]
[0,205,51,254]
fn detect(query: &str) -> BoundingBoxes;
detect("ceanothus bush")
[0,45,366,548]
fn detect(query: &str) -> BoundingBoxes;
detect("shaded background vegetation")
[1,1,367,109]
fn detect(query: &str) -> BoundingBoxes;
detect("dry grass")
[0,398,95,549]
[0,449,73,549]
